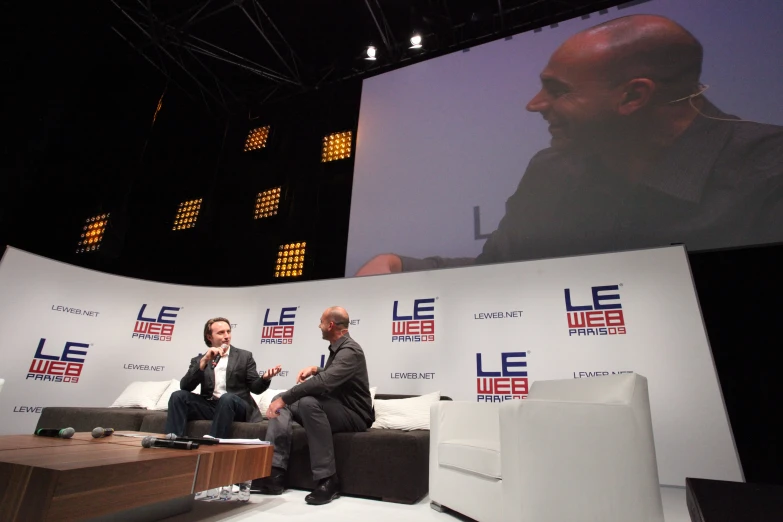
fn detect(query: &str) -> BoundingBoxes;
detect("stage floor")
[159,486,690,522]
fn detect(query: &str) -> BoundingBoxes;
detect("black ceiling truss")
[106,0,626,116]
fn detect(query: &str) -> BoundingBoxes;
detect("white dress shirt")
[212,346,230,400]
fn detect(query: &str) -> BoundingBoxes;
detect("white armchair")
[429,373,664,522]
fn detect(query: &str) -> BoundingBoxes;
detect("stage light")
[76,213,110,254]
[275,242,306,278]
[410,34,422,49]
[365,46,377,60]
[255,187,281,220]
[244,125,270,152]
[172,198,202,231]
[321,131,353,163]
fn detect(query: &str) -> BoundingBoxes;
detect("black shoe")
[305,474,340,505]
[252,466,286,495]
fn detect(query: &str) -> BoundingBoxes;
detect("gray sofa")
[35,393,450,504]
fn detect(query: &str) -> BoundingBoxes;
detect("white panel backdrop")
[0,246,741,486]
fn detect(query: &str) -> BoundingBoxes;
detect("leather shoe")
[305,474,340,505]
[252,466,286,495]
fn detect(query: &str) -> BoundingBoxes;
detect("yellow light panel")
[274,241,307,278]
[76,213,110,254]
[321,131,353,163]
[254,187,281,220]
[172,198,203,231]
[244,125,271,152]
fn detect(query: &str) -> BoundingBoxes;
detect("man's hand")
[354,254,403,277]
[199,346,226,371]
[296,366,319,384]
[262,365,283,380]
[266,397,286,419]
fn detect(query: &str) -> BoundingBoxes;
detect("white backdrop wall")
[0,246,741,486]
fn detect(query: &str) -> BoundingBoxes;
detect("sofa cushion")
[438,438,501,479]
[36,407,155,433]
[372,391,440,431]
[139,414,266,440]
[110,380,171,409]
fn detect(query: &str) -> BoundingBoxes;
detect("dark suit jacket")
[180,345,271,422]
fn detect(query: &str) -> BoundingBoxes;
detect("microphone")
[91,427,115,438]
[163,433,219,445]
[141,435,199,450]
[35,427,75,439]
[211,344,229,368]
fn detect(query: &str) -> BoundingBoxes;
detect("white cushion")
[149,380,202,411]
[371,390,440,431]
[370,386,377,408]
[253,388,287,418]
[110,380,172,409]
[438,438,502,479]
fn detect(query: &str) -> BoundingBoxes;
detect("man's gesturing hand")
[296,366,318,384]
[262,365,283,380]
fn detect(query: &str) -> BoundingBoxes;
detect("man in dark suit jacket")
[164,317,282,438]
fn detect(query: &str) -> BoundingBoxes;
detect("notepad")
[202,435,270,445]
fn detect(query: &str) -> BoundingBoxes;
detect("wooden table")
[0,432,273,521]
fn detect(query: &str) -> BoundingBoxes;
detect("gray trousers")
[265,394,366,480]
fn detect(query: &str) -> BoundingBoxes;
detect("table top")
[0,433,273,471]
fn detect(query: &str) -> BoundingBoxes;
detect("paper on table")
[203,435,270,445]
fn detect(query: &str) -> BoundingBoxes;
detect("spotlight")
[254,187,281,220]
[244,126,270,152]
[76,213,110,254]
[365,46,377,60]
[275,242,307,278]
[410,34,422,49]
[321,131,353,163]
[172,198,203,230]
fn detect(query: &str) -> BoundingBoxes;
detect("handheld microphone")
[35,427,75,439]
[141,435,199,450]
[91,427,115,438]
[163,433,219,445]
[211,344,229,368]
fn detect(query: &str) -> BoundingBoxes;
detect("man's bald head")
[527,14,705,152]
[324,307,349,327]
[319,306,350,342]
[568,14,703,98]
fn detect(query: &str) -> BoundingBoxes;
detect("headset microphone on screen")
[667,83,709,104]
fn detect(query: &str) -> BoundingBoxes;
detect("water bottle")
[238,480,251,502]
[219,485,231,501]
[204,487,220,500]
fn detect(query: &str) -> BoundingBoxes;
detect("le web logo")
[476,352,528,402]
[391,298,435,343]
[261,307,297,344]
[132,304,181,342]
[27,338,89,384]
[565,285,627,337]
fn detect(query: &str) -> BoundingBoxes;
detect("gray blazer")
[180,345,271,422]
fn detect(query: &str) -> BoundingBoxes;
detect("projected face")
[206,321,231,348]
[526,33,624,152]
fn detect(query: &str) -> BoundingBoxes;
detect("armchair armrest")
[430,401,500,445]
[499,397,663,522]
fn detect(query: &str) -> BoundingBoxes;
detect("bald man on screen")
[356,14,783,276]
